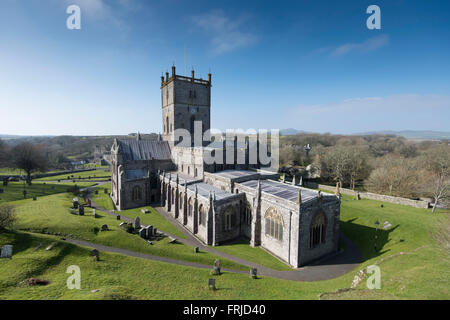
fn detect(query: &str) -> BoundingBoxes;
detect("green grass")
[35,169,111,182]
[0,230,346,299]
[91,183,115,211]
[11,193,247,272]
[0,181,97,204]
[211,239,292,271]
[118,206,186,239]
[0,168,69,176]
[1,188,449,299]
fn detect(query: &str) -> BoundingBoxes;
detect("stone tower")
[161,66,212,147]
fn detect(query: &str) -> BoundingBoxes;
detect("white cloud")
[327,34,389,56]
[191,10,257,55]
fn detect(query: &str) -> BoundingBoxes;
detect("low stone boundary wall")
[304,182,430,209]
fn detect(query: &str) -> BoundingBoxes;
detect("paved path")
[76,188,362,282]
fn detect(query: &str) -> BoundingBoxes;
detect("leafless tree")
[421,145,449,212]
[11,142,48,184]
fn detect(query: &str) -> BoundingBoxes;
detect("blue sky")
[0,0,449,135]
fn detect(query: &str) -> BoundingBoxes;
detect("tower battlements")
[161,66,212,88]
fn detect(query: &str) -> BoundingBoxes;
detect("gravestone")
[119,222,126,227]
[208,278,216,290]
[78,205,84,216]
[23,190,27,199]
[73,198,79,209]
[45,243,57,251]
[139,228,147,239]
[104,188,108,194]
[0,188,3,194]
[146,226,153,238]
[212,259,221,275]
[92,209,96,218]
[153,228,158,236]
[1,245,13,258]
[2,178,7,186]
[194,247,199,253]
[95,190,98,195]
[90,249,100,261]
[101,224,109,231]
[116,215,121,220]
[33,196,37,201]
[135,217,141,230]
[141,208,149,214]
[168,236,177,244]
[250,268,257,279]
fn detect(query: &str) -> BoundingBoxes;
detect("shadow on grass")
[340,217,399,261]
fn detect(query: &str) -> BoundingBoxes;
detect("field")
[0,181,97,204]
[90,183,115,211]
[8,193,247,272]
[0,188,449,299]
[35,169,111,182]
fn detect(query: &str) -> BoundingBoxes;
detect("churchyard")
[0,181,449,299]
[35,169,111,182]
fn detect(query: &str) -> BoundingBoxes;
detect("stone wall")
[304,182,430,209]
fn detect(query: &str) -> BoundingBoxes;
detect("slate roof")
[187,182,236,201]
[239,179,325,204]
[118,140,171,161]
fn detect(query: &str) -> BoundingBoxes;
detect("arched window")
[223,206,235,231]
[188,197,193,217]
[179,193,183,209]
[265,208,283,241]
[190,115,195,134]
[132,186,142,201]
[199,204,206,226]
[244,205,252,226]
[166,116,169,134]
[310,211,326,248]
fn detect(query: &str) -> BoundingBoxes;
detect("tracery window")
[132,186,142,201]
[265,208,283,241]
[310,211,326,248]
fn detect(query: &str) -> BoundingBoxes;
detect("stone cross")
[250,268,257,279]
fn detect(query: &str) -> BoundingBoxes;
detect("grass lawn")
[11,193,247,272]
[91,183,115,211]
[35,169,111,182]
[0,230,347,299]
[211,239,292,271]
[118,206,186,239]
[1,189,449,299]
[0,181,97,204]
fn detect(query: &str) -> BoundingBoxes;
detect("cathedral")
[110,66,340,267]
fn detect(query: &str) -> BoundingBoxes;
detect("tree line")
[279,133,449,211]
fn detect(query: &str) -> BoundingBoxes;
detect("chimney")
[208,73,212,85]
[165,72,169,82]
[172,66,176,78]
[191,70,195,82]
[161,76,164,86]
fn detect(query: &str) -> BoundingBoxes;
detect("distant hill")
[280,128,308,135]
[356,130,450,141]
[280,129,450,140]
